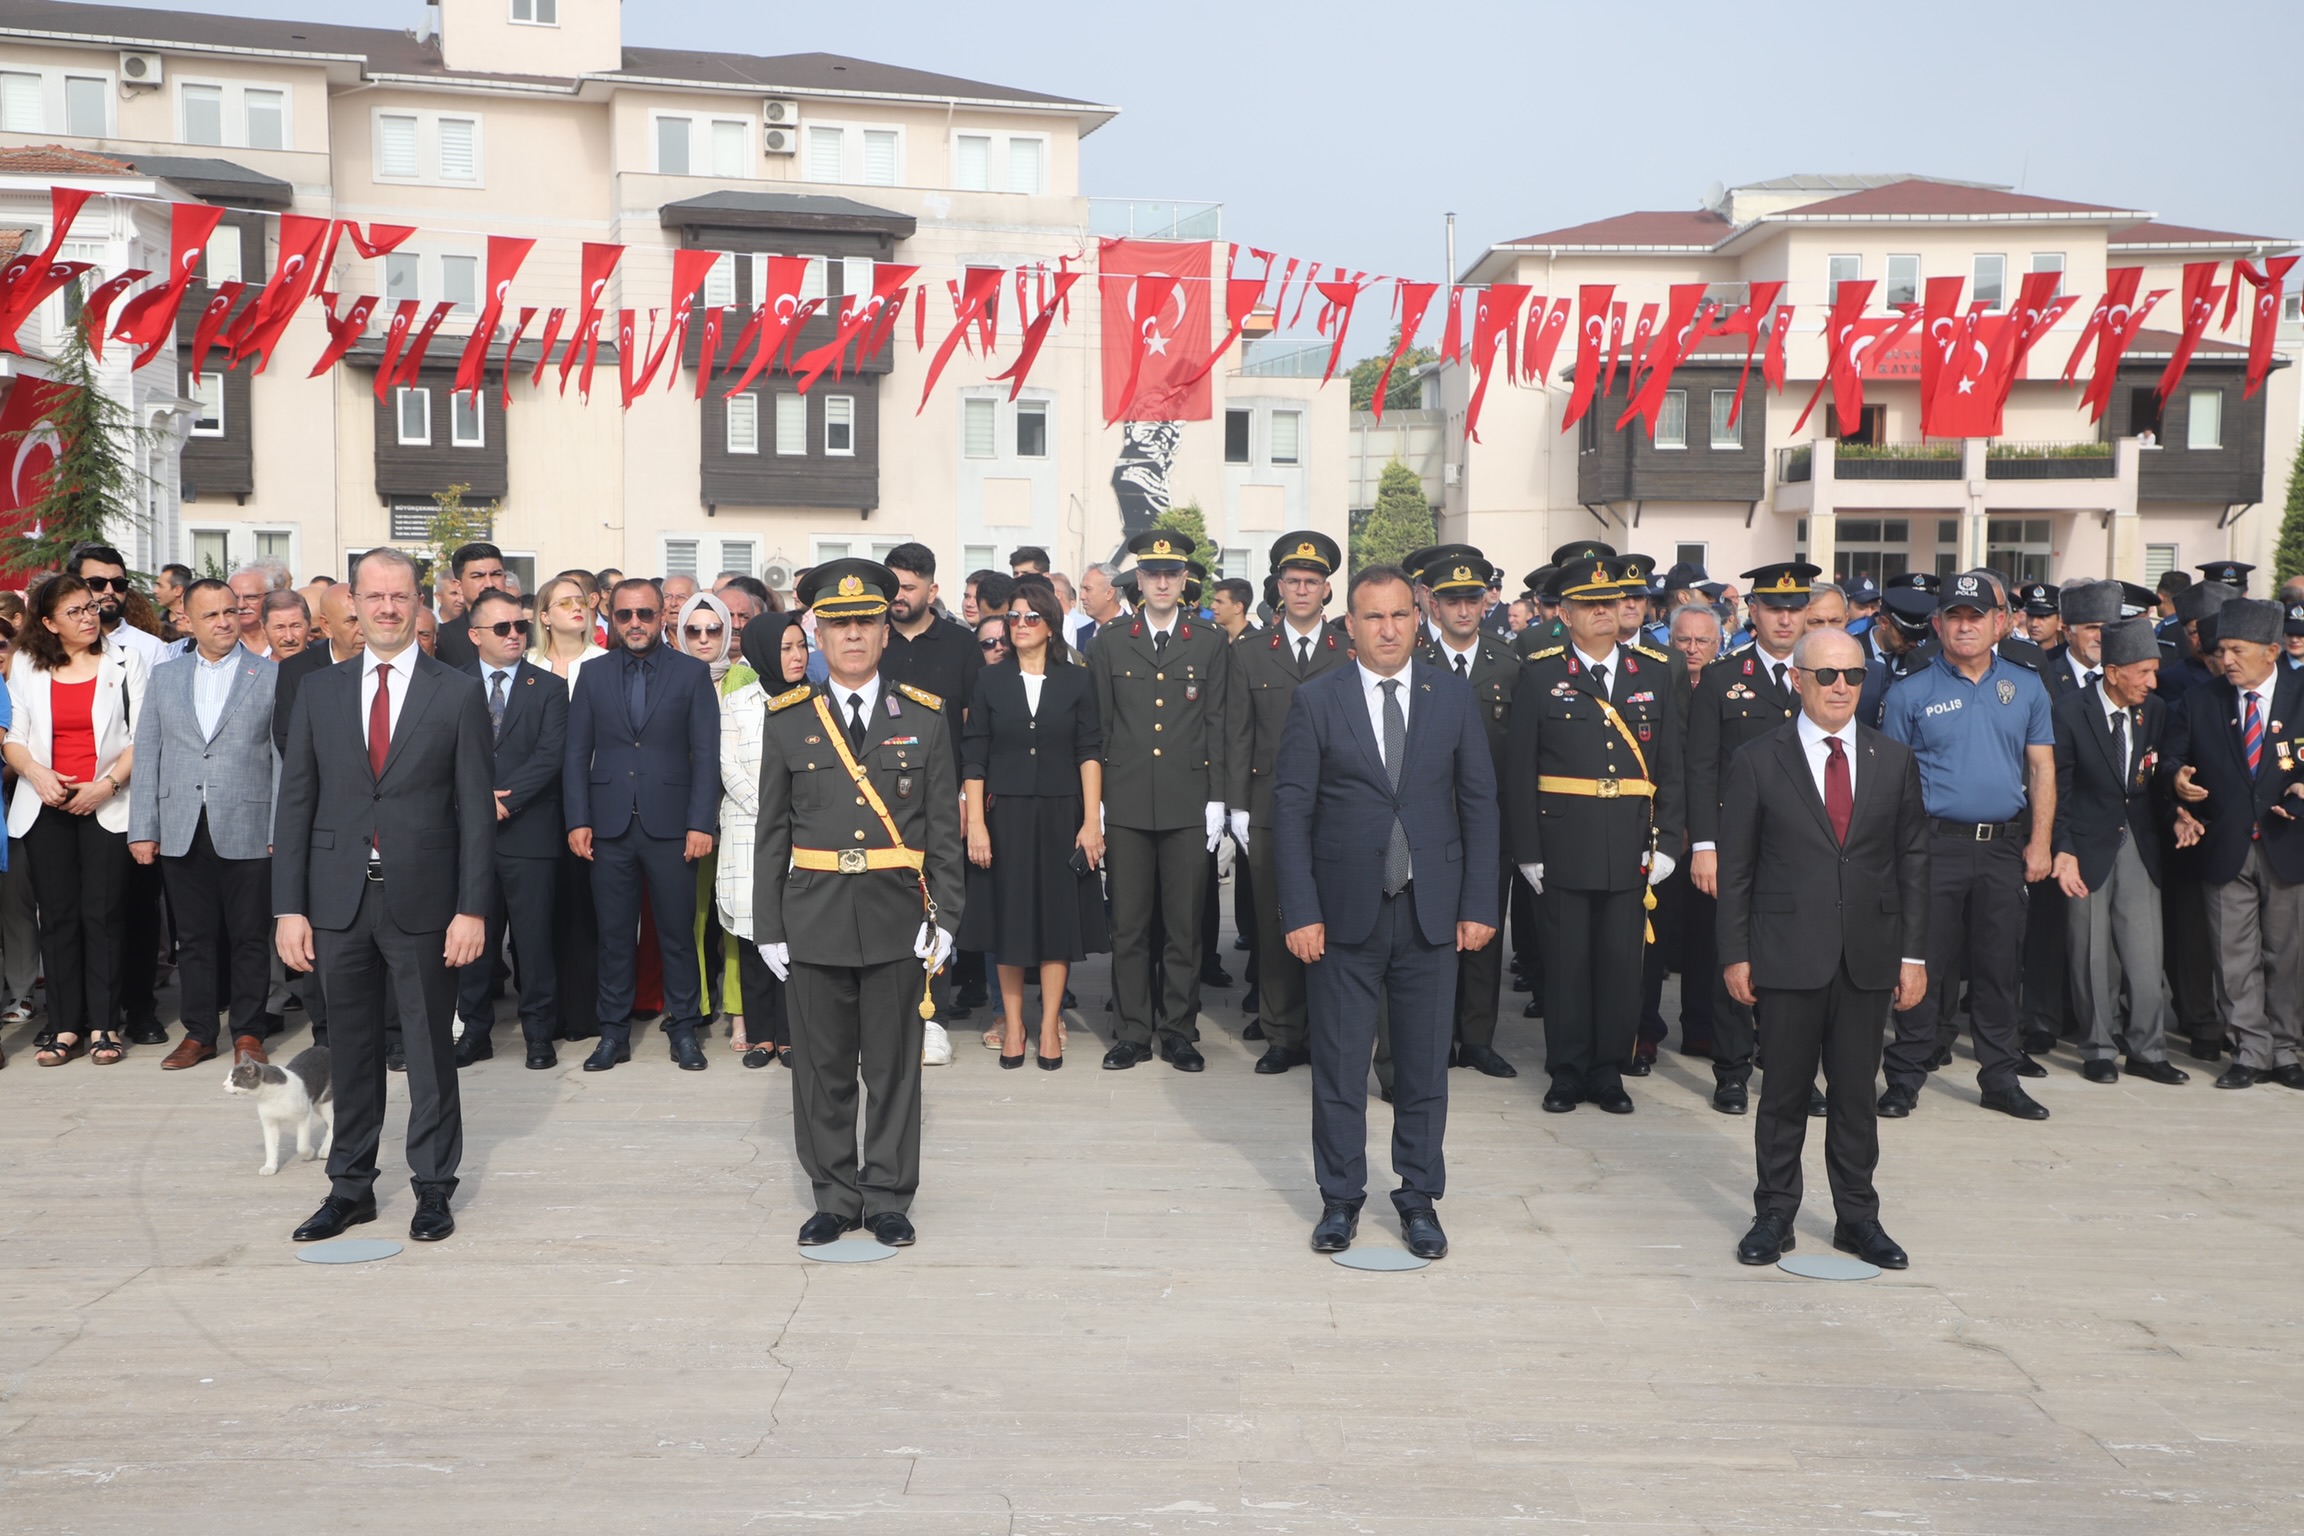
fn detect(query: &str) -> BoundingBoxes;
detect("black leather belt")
[1931,817,2023,841]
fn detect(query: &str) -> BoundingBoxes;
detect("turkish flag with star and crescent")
[1099,238,1212,423]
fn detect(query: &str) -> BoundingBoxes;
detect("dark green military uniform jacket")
[1684,648,1800,849]
[1417,629,1517,789]
[1503,640,1686,892]
[1227,620,1352,828]
[1088,614,1231,833]
[1512,614,1568,659]
[751,676,964,968]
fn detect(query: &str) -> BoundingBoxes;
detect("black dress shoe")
[525,1043,558,1070]
[1832,1218,1909,1270]
[1454,1043,1518,1078]
[293,1195,378,1242]
[1311,1203,1359,1253]
[124,1020,168,1046]
[385,1042,406,1073]
[2274,1064,2304,1091]
[583,1038,631,1072]
[1807,1088,1828,1118]
[1062,989,1077,1009]
[956,985,989,1010]
[454,1031,494,1066]
[409,1190,455,1242]
[742,1047,774,1069]
[1877,1084,1917,1117]
[2187,1034,2225,1063]
[866,1212,916,1247]
[2015,1054,2047,1079]
[2082,1060,2120,1084]
[1980,1084,2050,1120]
[2021,1030,2057,1057]
[1254,1045,1309,1075]
[1159,1036,1206,1072]
[1624,1051,1654,1077]
[2215,1064,2261,1090]
[1200,965,1233,988]
[1929,1045,1955,1069]
[1522,998,1543,1018]
[1590,1087,1635,1114]
[1240,987,1259,1013]
[1542,1082,1580,1113]
[2125,1058,2188,1085]
[944,1000,974,1021]
[1736,1217,1793,1265]
[669,1033,708,1071]
[797,1212,862,1245]
[1232,935,1251,952]
[1242,1019,1266,1041]
[1712,1084,1748,1115]
[1512,974,1532,993]
[1377,1081,1393,1103]
[1102,1040,1152,1070]
[1400,1207,1448,1260]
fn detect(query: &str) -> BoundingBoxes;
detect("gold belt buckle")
[836,847,868,874]
[1595,777,1620,799]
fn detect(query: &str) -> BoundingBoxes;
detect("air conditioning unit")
[763,99,800,154]
[761,555,796,592]
[762,98,800,125]
[763,124,798,156]
[119,50,164,87]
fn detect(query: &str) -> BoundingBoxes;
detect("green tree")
[2276,439,2304,587]
[1348,329,1437,412]
[423,482,491,591]
[0,310,151,580]
[1151,497,1210,561]
[1354,460,1435,572]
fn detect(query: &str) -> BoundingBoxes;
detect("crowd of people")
[3,527,2299,1264]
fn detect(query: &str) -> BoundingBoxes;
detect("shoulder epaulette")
[895,682,943,710]
[1633,644,1671,664]
[767,684,814,713]
[1527,644,1566,661]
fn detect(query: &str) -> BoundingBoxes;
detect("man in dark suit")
[269,582,362,1041]
[1273,564,1499,1261]
[564,578,723,1073]
[2161,599,2304,1090]
[2050,617,2191,1086]
[455,589,568,1070]
[274,546,496,1245]
[1716,627,1929,1271]
[427,541,510,672]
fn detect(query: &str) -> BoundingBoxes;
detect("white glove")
[1204,800,1225,852]
[1518,862,1544,896]
[1647,851,1676,887]
[1228,809,1251,852]
[1099,801,1107,834]
[915,922,956,974]
[758,942,789,981]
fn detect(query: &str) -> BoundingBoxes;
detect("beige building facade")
[1443,174,2301,591]
[0,0,1346,592]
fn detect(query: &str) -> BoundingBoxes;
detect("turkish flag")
[454,235,536,398]
[308,292,377,378]
[1602,301,1630,398]
[188,281,246,386]
[992,269,1084,401]
[1312,272,1371,386]
[1371,279,1438,419]
[111,202,227,368]
[1099,238,1212,423]
[2080,272,2166,422]
[560,241,624,399]
[1559,284,1616,431]
[500,306,537,406]
[2236,255,2298,397]
[1441,285,1465,364]
[1527,298,1572,388]
[0,375,76,539]
[528,306,567,388]
[78,269,151,361]
[2155,261,2226,401]
[722,256,821,398]
[1617,284,1710,438]
[917,265,1006,407]
[1462,283,1528,444]
[0,187,95,353]
[1793,280,1875,434]
[1762,304,1795,391]
[224,212,330,374]
[370,299,420,401]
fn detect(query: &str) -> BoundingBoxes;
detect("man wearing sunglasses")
[456,590,568,1070]
[67,543,170,667]
[430,542,510,670]
[563,578,723,1073]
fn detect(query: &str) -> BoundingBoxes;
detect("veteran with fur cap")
[2098,615,2163,668]
[2060,580,2124,627]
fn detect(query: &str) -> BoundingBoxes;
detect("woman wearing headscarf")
[671,589,743,1031]
[717,611,809,1065]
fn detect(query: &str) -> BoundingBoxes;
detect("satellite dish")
[1701,180,1726,212]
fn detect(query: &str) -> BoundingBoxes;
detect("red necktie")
[1825,735,1852,846]
[368,661,393,779]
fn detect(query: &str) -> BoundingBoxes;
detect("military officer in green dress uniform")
[1415,544,1522,1078]
[1504,555,1685,1114]
[1091,528,1233,1071]
[1514,539,1616,658]
[753,559,964,1249]
[1225,529,1351,1075]
[1685,562,1818,1114]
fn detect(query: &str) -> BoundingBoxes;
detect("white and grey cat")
[223,1047,334,1175]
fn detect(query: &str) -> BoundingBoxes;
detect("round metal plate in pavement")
[1331,1247,1430,1272]
[801,1239,899,1263]
[1779,1252,1880,1281]
[296,1238,404,1265]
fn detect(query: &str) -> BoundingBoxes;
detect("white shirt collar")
[1796,709,1857,756]
[2097,681,2131,728]
[1573,643,1615,674]
[1438,630,1480,659]
[2069,650,2098,687]
[1359,661,1410,697]
[194,643,241,672]
[1143,611,1177,639]
[1282,615,1324,647]
[362,645,413,679]
[834,675,882,721]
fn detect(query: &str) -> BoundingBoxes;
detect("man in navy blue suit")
[1272,565,1500,1261]
[563,578,723,1073]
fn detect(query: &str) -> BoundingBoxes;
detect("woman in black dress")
[959,584,1106,1068]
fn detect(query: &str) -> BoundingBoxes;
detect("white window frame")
[824,395,856,457]
[961,396,997,459]
[725,392,759,454]
[205,225,244,286]
[450,390,485,448]
[860,128,899,188]
[2029,252,2065,296]
[1973,253,2006,311]
[1269,409,1303,466]
[375,111,420,180]
[395,386,432,447]
[1708,389,1740,450]
[190,527,231,574]
[952,132,991,192]
[1884,253,1920,309]
[774,393,807,456]
[179,79,226,147]
[796,256,827,304]
[651,112,694,176]
[440,252,479,315]
[62,73,110,137]
[371,108,485,189]
[1826,254,1860,304]
[1004,132,1049,195]
[2186,388,2223,451]
[662,537,700,578]
[384,251,422,303]
[0,71,43,134]
[1655,389,1689,449]
[806,119,905,186]
[701,251,737,308]
[242,86,288,151]
[805,123,845,183]
[1015,398,1050,459]
[186,371,225,438]
[253,529,295,565]
[710,117,750,178]
[510,0,559,24]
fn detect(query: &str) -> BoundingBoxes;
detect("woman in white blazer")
[4,576,150,1065]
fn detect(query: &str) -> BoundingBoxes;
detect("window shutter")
[712,119,747,178]
[0,73,42,134]
[824,396,855,455]
[1269,410,1302,464]
[182,83,224,146]
[726,393,758,454]
[862,130,897,186]
[1657,391,1688,448]
[437,117,478,181]
[775,394,806,455]
[962,397,996,457]
[719,540,756,577]
[703,252,736,308]
[377,114,419,178]
[664,540,699,578]
[807,125,843,182]
[955,135,990,191]
[1007,138,1043,194]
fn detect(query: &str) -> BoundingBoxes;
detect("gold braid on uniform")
[767,684,814,712]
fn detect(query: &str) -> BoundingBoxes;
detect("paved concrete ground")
[4,943,2301,1535]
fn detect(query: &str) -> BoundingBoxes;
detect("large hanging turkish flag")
[1099,238,1211,423]
[0,375,76,540]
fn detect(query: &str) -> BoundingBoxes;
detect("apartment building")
[1443,173,2301,589]
[0,0,1344,590]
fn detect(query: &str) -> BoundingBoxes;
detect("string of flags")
[0,186,2291,447]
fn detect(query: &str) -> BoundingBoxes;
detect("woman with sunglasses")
[716,613,812,1065]
[5,576,150,1065]
[532,574,609,1042]
[958,585,1106,1069]
[531,574,607,686]
[672,590,747,1032]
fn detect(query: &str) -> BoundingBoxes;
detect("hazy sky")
[112,0,2304,287]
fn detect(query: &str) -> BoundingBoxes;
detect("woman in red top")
[5,576,146,1065]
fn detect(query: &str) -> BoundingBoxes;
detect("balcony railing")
[1778,444,1812,482]
[1833,443,1962,480]
[1088,199,1222,241]
[1984,440,2117,479]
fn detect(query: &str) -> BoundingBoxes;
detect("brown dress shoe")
[161,1038,218,1071]
[232,1035,269,1066]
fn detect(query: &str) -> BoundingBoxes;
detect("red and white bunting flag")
[2154,261,2226,402]
[1461,283,1528,444]
[1370,280,1438,420]
[0,187,96,353]
[1793,280,1876,434]
[454,235,537,398]
[187,281,246,385]
[992,269,1084,401]
[1559,285,1616,432]
[308,292,378,378]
